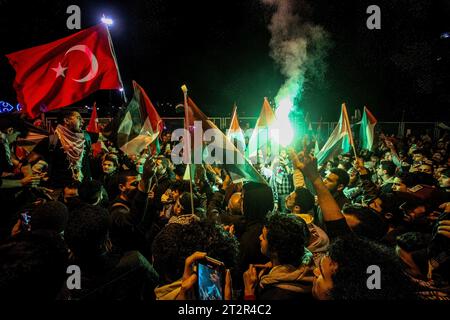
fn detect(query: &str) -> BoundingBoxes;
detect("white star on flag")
[51,62,68,78]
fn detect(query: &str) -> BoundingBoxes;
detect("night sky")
[0,0,449,121]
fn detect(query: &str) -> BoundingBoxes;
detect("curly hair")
[294,187,315,213]
[152,220,239,284]
[265,213,309,267]
[64,204,110,258]
[328,236,417,300]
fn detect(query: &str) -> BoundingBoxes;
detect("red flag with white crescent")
[6,24,122,118]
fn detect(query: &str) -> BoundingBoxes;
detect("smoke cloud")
[262,0,331,106]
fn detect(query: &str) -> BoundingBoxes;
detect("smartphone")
[196,256,225,300]
[19,211,31,232]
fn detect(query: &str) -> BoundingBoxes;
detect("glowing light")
[440,32,450,39]
[271,97,294,147]
[119,88,124,92]
[101,15,114,26]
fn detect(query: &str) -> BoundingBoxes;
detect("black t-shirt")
[33,132,97,188]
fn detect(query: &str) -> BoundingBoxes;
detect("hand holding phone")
[196,256,226,300]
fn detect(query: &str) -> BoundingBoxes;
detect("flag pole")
[105,23,127,104]
[181,84,195,216]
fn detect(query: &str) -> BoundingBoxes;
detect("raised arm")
[289,149,344,222]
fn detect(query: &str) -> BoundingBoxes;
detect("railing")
[44,117,445,140]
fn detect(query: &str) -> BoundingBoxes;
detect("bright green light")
[271,97,294,147]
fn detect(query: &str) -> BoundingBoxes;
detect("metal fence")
[45,117,445,140]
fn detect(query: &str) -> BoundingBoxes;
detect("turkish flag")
[6,24,122,118]
[86,102,99,133]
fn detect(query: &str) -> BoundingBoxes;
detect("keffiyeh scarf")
[55,125,85,182]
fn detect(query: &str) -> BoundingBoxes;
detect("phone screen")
[20,212,31,231]
[197,261,224,300]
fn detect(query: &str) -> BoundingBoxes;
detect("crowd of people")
[0,111,449,300]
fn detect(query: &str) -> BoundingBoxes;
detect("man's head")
[0,114,28,142]
[260,213,309,267]
[227,192,242,215]
[59,111,83,133]
[241,182,274,221]
[342,153,352,163]
[438,169,450,189]
[118,170,139,199]
[418,161,433,175]
[173,192,200,216]
[62,182,80,205]
[342,204,388,240]
[102,154,119,175]
[79,180,105,206]
[31,201,69,234]
[323,168,350,193]
[285,187,315,214]
[377,160,396,180]
[152,220,239,284]
[313,236,415,300]
[65,204,110,258]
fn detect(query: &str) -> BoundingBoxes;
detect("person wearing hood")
[243,213,315,300]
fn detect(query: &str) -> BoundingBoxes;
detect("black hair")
[63,181,81,190]
[265,213,309,267]
[338,161,352,171]
[328,236,416,300]
[329,168,350,188]
[242,182,273,222]
[152,220,239,284]
[102,153,119,169]
[0,231,68,299]
[64,204,110,258]
[117,169,138,186]
[171,180,189,193]
[78,180,104,205]
[342,204,388,241]
[178,192,201,215]
[0,114,29,138]
[31,201,69,233]
[380,160,396,177]
[57,110,77,125]
[396,232,431,252]
[294,187,315,213]
[174,164,186,177]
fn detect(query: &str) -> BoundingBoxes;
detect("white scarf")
[55,125,86,182]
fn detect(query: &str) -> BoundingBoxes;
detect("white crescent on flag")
[65,45,99,83]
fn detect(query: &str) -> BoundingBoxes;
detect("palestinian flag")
[226,104,246,152]
[117,81,163,156]
[360,106,377,151]
[183,94,267,184]
[316,103,355,165]
[247,97,276,162]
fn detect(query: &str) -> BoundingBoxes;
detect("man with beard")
[30,111,98,191]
